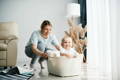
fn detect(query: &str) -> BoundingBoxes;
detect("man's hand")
[41,53,48,58]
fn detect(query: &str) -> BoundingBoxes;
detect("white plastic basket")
[47,56,82,77]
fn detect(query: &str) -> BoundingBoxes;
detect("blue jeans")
[25,43,53,65]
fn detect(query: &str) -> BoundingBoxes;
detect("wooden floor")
[25,61,112,80]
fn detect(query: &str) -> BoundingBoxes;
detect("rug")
[0,66,34,80]
[0,73,33,80]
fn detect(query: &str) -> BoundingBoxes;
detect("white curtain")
[109,0,120,80]
[87,0,112,76]
[87,0,120,79]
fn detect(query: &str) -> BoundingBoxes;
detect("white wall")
[0,0,78,63]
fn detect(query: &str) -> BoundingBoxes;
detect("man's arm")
[32,44,48,58]
[54,45,61,51]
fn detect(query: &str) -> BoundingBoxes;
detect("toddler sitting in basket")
[47,36,81,58]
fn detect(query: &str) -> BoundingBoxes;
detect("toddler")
[60,36,80,58]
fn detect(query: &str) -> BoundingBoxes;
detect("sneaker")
[30,63,34,69]
[41,66,45,69]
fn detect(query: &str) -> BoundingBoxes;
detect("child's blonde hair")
[61,36,72,43]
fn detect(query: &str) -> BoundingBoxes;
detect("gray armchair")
[0,22,18,67]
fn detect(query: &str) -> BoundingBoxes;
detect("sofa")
[47,56,82,77]
[0,22,18,67]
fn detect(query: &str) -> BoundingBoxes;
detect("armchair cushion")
[0,22,18,40]
[0,43,7,51]
[0,51,6,59]
[0,22,18,67]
